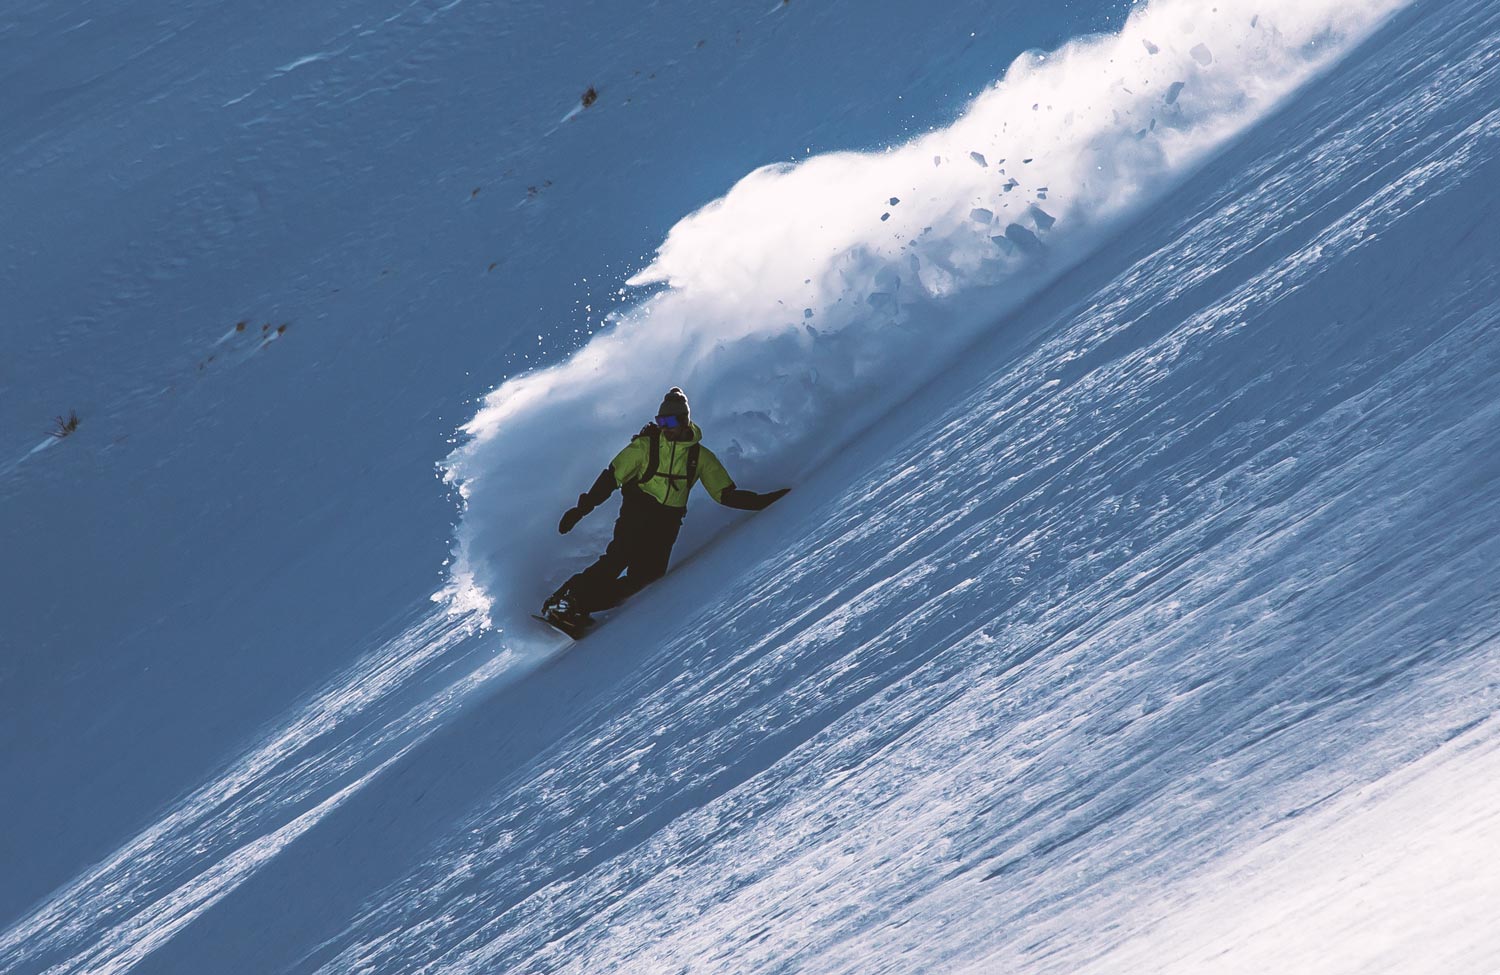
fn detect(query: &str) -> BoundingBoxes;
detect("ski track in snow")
[1065,722,1500,975]
[4,0,1500,972]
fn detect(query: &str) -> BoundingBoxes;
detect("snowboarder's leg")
[545,488,684,622]
[545,509,645,617]
[602,516,682,608]
[547,549,626,618]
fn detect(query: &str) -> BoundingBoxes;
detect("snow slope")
[5,0,1500,972]
[3,0,1130,924]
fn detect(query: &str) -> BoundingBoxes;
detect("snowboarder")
[540,387,790,636]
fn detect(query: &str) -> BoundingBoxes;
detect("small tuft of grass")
[48,411,80,439]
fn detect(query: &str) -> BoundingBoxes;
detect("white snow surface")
[1069,721,1500,975]
[4,0,1500,973]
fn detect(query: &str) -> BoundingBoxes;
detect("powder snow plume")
[439,0,1406,628]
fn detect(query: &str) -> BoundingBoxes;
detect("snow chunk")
[1027,204,1056,231]
[970,207,994,224]
[970,151,988,167]
[1003,223,1043,254]
[889,197,901,206]
[1165,81,1186,105]
[1142,38,1160,55]
[1191,43,1214,65]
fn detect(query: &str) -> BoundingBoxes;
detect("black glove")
[760,487,791,507]
[721,486,790,511]
[558,506,586,534]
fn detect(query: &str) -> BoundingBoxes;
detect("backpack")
[635,423,700,495]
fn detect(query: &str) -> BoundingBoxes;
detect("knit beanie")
[657,387,690,421]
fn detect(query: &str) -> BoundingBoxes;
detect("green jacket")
[611,422,733,508]
[562,424,787,531]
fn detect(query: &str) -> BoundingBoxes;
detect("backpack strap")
[620,423,661,488]
[686,443,700,487]
[643,426,660,483]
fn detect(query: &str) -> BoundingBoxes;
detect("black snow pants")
[555,486,685,615]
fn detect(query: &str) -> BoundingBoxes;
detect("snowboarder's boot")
[539,593,593,639]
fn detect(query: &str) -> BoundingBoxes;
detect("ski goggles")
[655,414,687,429]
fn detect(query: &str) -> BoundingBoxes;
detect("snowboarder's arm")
[697,448,789,511]
[560,437,650,534]
[559,468,617,534]
[580,467,617,507]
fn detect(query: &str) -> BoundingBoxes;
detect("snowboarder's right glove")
[559,468,619,533]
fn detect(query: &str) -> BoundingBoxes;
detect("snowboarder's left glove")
[721,486,790,511]
[756,487,791,508]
